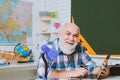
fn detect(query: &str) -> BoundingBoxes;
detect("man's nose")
[69,35,74,41]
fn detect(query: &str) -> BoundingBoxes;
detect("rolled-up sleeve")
[82,51,97,72]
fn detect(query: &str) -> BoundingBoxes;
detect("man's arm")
[48,70,71,78]
[48,68,89,78]
[81,51,97,72]
[92,66,101,75]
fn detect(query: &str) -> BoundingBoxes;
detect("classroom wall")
[0,0,71,60]
[32,0,71,60]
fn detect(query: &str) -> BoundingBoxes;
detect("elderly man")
[37,23,109,79]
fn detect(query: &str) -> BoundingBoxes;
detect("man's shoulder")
[43,38,59,49]
[47,38,58,45]
[76,42,87,52]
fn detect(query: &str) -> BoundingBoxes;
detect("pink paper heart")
[54,23,60,29]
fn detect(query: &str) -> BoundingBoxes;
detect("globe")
[15,44,29,58]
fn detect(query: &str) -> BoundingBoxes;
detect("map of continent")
[0,0,32,45]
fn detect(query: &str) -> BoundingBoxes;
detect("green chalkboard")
[71,0,120,54]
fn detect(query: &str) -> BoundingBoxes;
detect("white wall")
[0,1,71,80]
[0,0,71,60]
[32,0,71,60]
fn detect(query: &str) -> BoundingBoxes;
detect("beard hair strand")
[58,38,78,55]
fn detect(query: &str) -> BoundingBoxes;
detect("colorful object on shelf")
[54,22,60,29]
[41,26,48,32]
[39,11,58,18]
[14,43,34,63]
[15,44,29,58]
[50,11,58,18]
[0,51,30,64]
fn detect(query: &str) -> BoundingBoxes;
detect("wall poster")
[0,0,32,45]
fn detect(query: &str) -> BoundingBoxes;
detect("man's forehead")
[64,25,79,33]
[65,29,79,34]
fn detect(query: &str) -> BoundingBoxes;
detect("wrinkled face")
[58,23,80,54]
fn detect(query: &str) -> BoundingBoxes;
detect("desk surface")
[36,76,120,80]
[104,76,120,80]
[0,61,37,72]
[70,76,120,80]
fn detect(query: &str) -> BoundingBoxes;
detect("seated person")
[37,23,110,79]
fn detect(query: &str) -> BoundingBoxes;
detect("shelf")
[40,31,58,34]
[39,17,59,46]
[40,17,52,21]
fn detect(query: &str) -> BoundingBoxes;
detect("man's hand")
[100,67,110,78]
[92,66,110,79]
[70,68,89,78]
[92,66,101,75]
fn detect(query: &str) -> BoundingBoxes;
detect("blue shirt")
[37,38,97,79]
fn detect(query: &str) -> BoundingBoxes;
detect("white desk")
[0,61,37,80]
[91,55,120,80]
[1,55,119,80]
[35,76,120,80]
[104,76,120,80]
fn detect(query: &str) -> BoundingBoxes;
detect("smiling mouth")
[66,42,74,45]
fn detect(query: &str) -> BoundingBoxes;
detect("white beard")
[58,38,78,55]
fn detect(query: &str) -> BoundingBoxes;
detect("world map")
[0,0,32,45]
